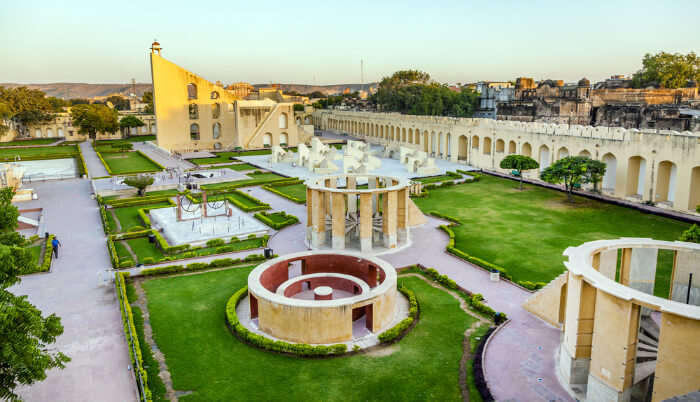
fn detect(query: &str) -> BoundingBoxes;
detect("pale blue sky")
[1,0,698,85]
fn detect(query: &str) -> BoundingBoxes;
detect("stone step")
[634,361,656,384]
[636,350,657,359]
[640,317,660,341]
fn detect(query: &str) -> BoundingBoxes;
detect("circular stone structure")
[552,238,700,401]
[305,173,417,253]
[247,250,397,344]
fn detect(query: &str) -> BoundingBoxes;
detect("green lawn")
[200,172,286,190]
[27,245,42,265]
[95,135,156,152]
[259,211,292,224]
[100,151,162,174]
[122,237,266,265]
[413,175,690,296]
[0,144,79,159]
[266,183,307,202]
[114,240,133,262]
[141,269,474,401]
[416,173,461,184]
[112,202,172,232]
[0,138,60,147]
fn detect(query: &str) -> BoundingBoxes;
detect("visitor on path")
[51,237,62,259]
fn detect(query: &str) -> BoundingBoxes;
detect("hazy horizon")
[2,0,698,86]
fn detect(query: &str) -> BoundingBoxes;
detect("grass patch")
[100,151,163,174]
[0,144,79,159]
[114,240,133,262]
[112,202,171,232]
[416,173,461,184]
[413,174,690,295]
[95,135,156,152]
[145,189,180,197]
[265,183,307,202]
[0,138,60,147]
[200,172,285,190]
[142,269,474,401]
[466,324,491,402]
[121,236,266,265]
[27,245,42,265]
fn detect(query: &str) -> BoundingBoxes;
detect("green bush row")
[225,286,347,356]
[429,211,461,224]
[261,180,306,204]
[377,285,418,343]
[423,267,458,289]
[139,256,265,277]
[200,176,295,194]
[99,205,112,234]
[114,272,153,402]
[253,211,300,229]
[38,234,55,272]
[187,191,270,213]
[76,144,88,176]
[107,237,119,268]
[517,281,547,291]
[104,194,175,207]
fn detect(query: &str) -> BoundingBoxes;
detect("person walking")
[51,237,62,259]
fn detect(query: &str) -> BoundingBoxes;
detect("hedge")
[199,176,294,194]
[377,285,418,343]
[254,211,300,230]
[105,194,176,207]
[187,190,270,213]
[225,286,347,356]
[114,272,153,402]
[77,145,88,176]
[39,234,55,272]
[139,257,267,277]
[99,205,112,234]
[262,179,306,204]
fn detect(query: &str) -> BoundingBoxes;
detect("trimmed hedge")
[77,144,88,176]
[105,194,176,207]
[225,286,347,356]
[114,272,153,402]
[254,211,300,229]
[378,285,419,343]
[199,176,293,194]
[39,234,55,272]
[187,190,270,213]
[99,205,112,234]
[139,257,264,277]
[262,179,306,204]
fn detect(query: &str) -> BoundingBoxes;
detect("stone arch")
[262,132,273,147]
[626,156,646,197]
[438,132,444,156]
[280,132,288,146]
[472,135,480,150]
[522,142,532,157]
[296,116,302,125]
[279,113,288,129]
[190,123,200,140]
[212,103,221,119]
[579,149,591,158]
[402,128,406,142]
[458,135,468,160]
[189,104,198,119]
[655,161,677,203]
[602,153,617,192]
[210,91,220,99]
[187,83,197,99]
[212,122,221,139]
[496,139,505,153]
[423,131,429,152]
[57,128,63,137]
[408,128,413,144]
[304,115,311,125]
[557,146,569,160]
[46,128,53,138]
[689,166,700,211]
[483,137,492,155]
[539,144,550,170]
[34,128,41,137]
[508,140,516,154]
[431,131,437,154]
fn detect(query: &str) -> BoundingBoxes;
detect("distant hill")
[0,83,153,99]
[0,82,377,99]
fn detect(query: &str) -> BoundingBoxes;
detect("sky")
[1,0,699,86]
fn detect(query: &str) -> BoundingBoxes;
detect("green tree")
[631,51,700,88]
[680,224,700,243]
[499,155,539,190]
[119,115,145,137]
[69,98,90,105]
[585,159,607,193]
[104,95,130,111]
[0,188,69,400]
[293,104,305,112]
[70,104,119,140]
[0,187,24,247]
[0,87,55,135]
[540,156,590,202]
[123,175,155,196]
[142,91,154,114]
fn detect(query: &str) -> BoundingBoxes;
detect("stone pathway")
[79,141,109,177]
[132,142,194,170]
[10,179,138,402]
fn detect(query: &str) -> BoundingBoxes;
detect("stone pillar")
[306,187,313,245]
[359,193,372,253]
[347,176,357,214]
[593,249,618,280]
[653,311,700,401]
[619,248,633,286]
[311,190,326,247]
[368,177,378,213]
[587,291,640,402]
[202,191,208,217]
[331,192,345,250]
[560,273,597,386]
[670,249,700,306]
[382,191,397,248]
[176,195,182,221]
[629,248,658,296]
[397,188,408,243]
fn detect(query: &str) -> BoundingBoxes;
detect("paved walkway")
[79,142,109,178]
[10,179,138,402]
[132,142,194,170]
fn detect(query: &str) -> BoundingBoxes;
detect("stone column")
[618,248,633,286]
[202,191,208,217]
[331,192,345,250]
[397,188,408,243]
[382,191,397,248]
[368,176,378,213]
[629,248,658,296]
[653,311,700,401]
[306,186,313,245]
[359,193,372,252]
[670,249,700,306]
[560,273,597,386]
[176,195,182,221]
[346,176,357,214]
[593,249,618,280]
[587,291,640,402]
[311,189,326,247]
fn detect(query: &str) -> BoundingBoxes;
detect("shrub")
[207,238,226,247]
[378,317,414,343]
[142,257,155,265]
[517,281,547,291]
[39,234,55,272]
[128,225,145,232]
[120,259,134,268]
[247,234,257,239]
[217,245,236,253]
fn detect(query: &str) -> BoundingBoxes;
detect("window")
[189,104,199,119]
[213,122,221,139]
[210,91,220,99]
[278,113,288,129]
[212,103,221,119]
[190,123,200,141]
[187,83,197,99]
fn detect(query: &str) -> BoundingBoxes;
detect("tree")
[141,91,154,114]
[0,188,69,400]
[70,104,119,140]
[631,51,700,89]
[0,87,55,135]
[680,224,700,243]
[123,175,155,196]
[585,159,607,193]
[293,104,305,112]
[499,155,539,190]
[68,98,90,105]
[0,187,24,247]
[104,95,130,111]
[119,115,145,137]
[540,156,591,202]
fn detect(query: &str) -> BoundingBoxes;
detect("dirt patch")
[364,344,398,357]
[545,198,596,210]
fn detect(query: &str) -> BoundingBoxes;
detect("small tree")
[540,156,590,202]
[119,115,145,137]
[70,104,119,140]
[680,224,700,243]
[499,154,539,190]
[123,175,155,196]
[585,159,607,193]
